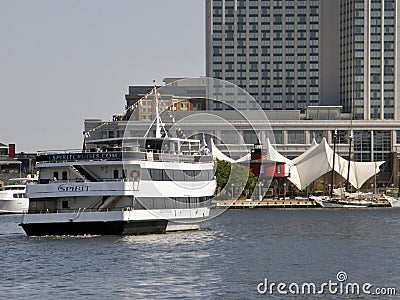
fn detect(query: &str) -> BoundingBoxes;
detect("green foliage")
[214,159,258,195]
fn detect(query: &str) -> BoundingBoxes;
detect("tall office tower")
[340,0,399,120]
[206,0,340,110]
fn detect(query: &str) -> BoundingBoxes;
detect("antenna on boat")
[154,80,162,138]
[144,80,168,138]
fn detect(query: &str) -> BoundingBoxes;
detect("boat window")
[150,169,163,181]
[113,170,119,179]
[134,197,211,209]
[62,171,68,180]
[144,168,214,181]
[163,170,173,181]
[140,170,151,180]
[145,139,163,152]
[62,200,69,209]
[53,172,59,181]
[172,170,185,181]
[6,186,24,191]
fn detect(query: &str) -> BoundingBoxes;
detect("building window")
[288,131,305,144]
[273,130,283,144]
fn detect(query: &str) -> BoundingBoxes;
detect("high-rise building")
[206,0,340,110]
[340,0,398,120]
[206,0,400,120]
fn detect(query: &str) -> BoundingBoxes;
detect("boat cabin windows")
[13,193,25,198]
[113,170,119,179]
[135,196,212,210]
[62,200,69,209]
[29,199,57,213]
[141,168,214,181]
[62,171,68,181]
[53,172,59,181]
[5,186,25,191]
[122,138,201,156]
[145,139,163,152]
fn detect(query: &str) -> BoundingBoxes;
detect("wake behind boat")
[20,84,216,236]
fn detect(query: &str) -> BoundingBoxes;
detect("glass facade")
[310,130,328,143]
[373,130,391,162]
[208,0,320,110]
[287,130,305,144]
[340,0,396,120]
[354,130,371,161]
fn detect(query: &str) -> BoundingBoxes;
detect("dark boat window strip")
[141,169,215,181]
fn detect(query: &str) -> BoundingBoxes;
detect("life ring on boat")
[130,170,140,180]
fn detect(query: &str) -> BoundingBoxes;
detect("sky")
[0,0,205,152]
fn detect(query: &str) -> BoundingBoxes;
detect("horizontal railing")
[25,207,132,214]
[25,205,209,214]
[37,178,135,184]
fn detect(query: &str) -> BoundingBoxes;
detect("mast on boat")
[330,129,337,198]
[154,80,163,138]
[346,98,354,192]
[144,80,168,138]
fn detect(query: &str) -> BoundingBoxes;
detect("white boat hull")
[312,196,372,208]
[0,198,29,214]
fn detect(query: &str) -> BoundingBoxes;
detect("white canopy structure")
[211,137,384,191]
[290,137,384,190]
[210,139,236,163]
[210,139,250,163]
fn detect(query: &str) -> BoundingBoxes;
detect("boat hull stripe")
[20,220,168,236]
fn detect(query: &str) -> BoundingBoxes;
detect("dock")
[213,199,319,209]
[212,198,391,209]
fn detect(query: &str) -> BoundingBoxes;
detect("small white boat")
[310,195,372,208]
[336,199,373,208]
[0,175,38,214]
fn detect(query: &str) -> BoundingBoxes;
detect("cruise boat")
[0,175,37,214]
[20,85,216,236]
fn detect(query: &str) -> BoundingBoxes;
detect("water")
[1,209,399,299]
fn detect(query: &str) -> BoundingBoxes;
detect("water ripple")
[0,209,399,299]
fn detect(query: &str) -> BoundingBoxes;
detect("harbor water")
[1,208,399,299]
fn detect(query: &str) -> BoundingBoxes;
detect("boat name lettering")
[48,153,121,161]
[58,184,90,192]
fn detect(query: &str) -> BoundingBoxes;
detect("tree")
[214,159,258,197]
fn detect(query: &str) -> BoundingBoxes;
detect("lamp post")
[231,183,235,199]
[283,182,287,201]
[258,182,263,201]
